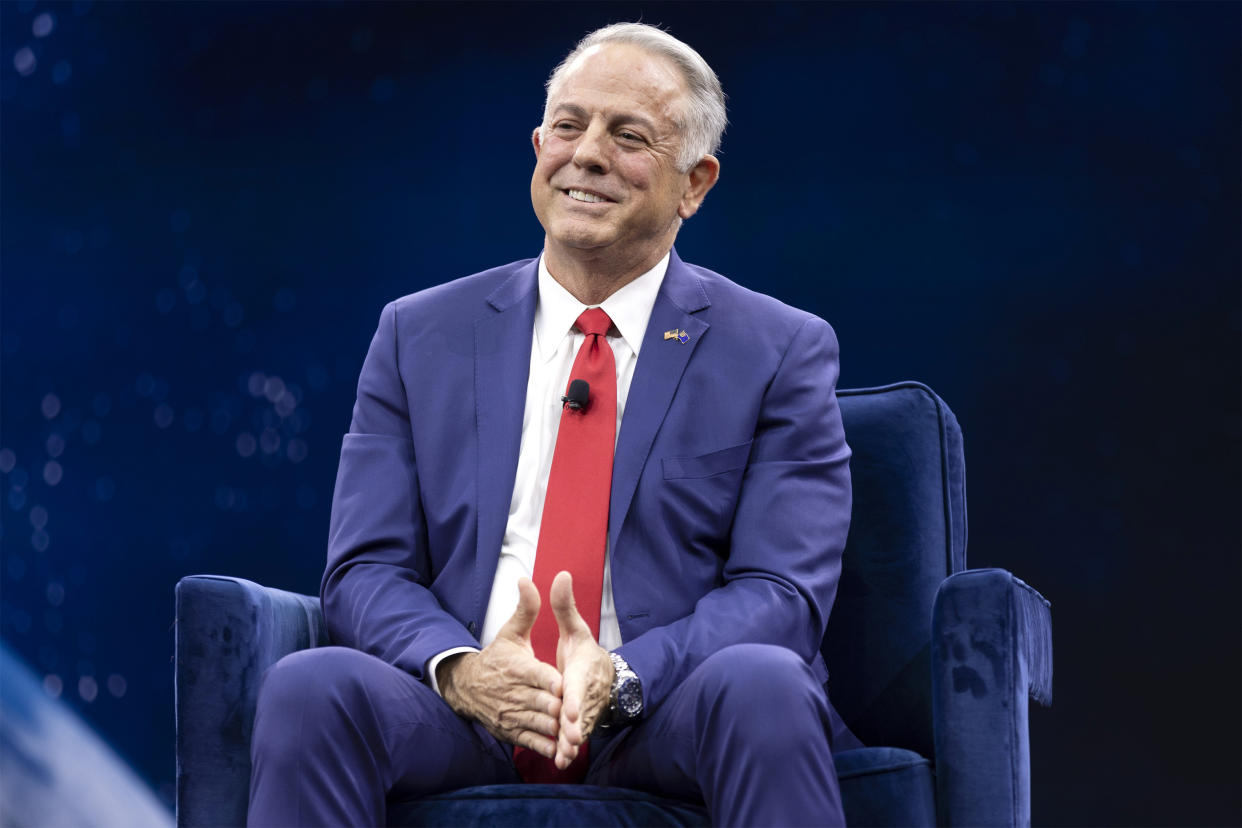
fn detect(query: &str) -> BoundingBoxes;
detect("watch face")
[617,679,643,717]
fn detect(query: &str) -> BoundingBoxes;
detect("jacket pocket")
[661,440,753,480]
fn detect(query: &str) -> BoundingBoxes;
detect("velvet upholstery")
[175,381,1052,826]
[932,569,1053,827]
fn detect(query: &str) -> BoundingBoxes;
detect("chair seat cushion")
[838,747,936,827]
[389,747,933,827]
[390,783,709,827]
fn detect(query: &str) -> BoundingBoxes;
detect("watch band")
[607,651,643,725]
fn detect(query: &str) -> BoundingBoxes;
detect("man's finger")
[498,577,541,640]
[517,730,558,760]
[562,684,581,723]
[550,570,589,639]
[555,733,580,769]
[501,709,561,742]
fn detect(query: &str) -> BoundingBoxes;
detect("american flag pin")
[664,329,689,344]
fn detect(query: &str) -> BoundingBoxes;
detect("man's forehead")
[549,43,687,121]
[555,43,686,99]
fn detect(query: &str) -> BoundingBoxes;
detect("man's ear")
[678,155,721,220]
[532,126,544,157]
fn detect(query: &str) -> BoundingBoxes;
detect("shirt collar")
[534,252,669,362]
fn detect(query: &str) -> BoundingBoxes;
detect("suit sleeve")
[616,316,851,713]
[321,301,479,680]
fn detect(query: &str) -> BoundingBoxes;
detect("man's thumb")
[501,577,541,639]
[550,570,586,637]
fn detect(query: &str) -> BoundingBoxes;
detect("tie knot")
[574,308,613,338]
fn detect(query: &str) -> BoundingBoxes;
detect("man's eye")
[554,122,579,132]
[619,132,643,143]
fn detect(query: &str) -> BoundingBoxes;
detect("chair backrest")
[822,382,967,760]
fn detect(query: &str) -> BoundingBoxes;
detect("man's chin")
[545,225,616,254]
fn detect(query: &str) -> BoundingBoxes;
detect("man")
[249,22,857,827]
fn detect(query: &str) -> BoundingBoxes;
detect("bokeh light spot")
[32,529,50,552]
[29,505,48,530]
[259,428,281,455]
[14,47,36,77]
[154,403,175,429]
[263,376,285,402]
[41,393,62,419]
[287,439,309,464]
[46,434,65,458]
[275,392,297,418]
[43,461,63,486]
[107,674,127,698]
[136,373,157,397]
[185,280,207,305]
[32,12,55,37]
[0,448,15,473]
[236,432,257,458]
[46,581,65,607]
[210,408,232,434]
[78,675,98,703]
[43,674,63,699]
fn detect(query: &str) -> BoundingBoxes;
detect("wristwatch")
[606,651,644,725]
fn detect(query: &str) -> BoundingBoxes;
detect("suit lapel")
[473,261,537,623]
[609,250,711,552]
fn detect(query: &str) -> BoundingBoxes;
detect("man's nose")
[571,122,610,172]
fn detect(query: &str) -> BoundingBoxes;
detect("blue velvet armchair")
[175,381,1052,826]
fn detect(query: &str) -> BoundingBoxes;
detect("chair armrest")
[174,575,326,827]
[931,568,1053,828]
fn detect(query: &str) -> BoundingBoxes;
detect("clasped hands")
[436,572,614,770]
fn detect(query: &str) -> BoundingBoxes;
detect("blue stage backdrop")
[1,2,1238,823]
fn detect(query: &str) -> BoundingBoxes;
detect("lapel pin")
[663,329,690,344]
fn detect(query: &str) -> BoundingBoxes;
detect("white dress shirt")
[427,251,669,692]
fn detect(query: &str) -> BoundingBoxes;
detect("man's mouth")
[565,188,611,204]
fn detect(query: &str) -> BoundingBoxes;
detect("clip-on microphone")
[561,379,590,411]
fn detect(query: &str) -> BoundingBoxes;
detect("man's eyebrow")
[551,103,589,121]
[550,103,658,134]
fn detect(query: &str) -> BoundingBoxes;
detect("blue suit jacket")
[323,249,852,714]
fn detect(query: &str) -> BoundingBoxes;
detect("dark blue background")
[2,1,1238,823]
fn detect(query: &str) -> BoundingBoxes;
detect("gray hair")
[541,23,727,172]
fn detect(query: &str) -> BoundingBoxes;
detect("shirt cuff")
[426,646,481,696]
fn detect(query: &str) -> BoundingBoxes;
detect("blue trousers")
[248,643,852,827]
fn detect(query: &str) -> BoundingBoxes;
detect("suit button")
[467,622,478,636]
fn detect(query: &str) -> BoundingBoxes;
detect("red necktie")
[515,307,616,784]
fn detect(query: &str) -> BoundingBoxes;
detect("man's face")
[530,43,714,269]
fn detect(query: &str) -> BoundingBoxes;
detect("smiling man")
[248,23,857,827]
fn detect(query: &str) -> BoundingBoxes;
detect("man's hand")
[549,571,615,770]
[437,578,564,759]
